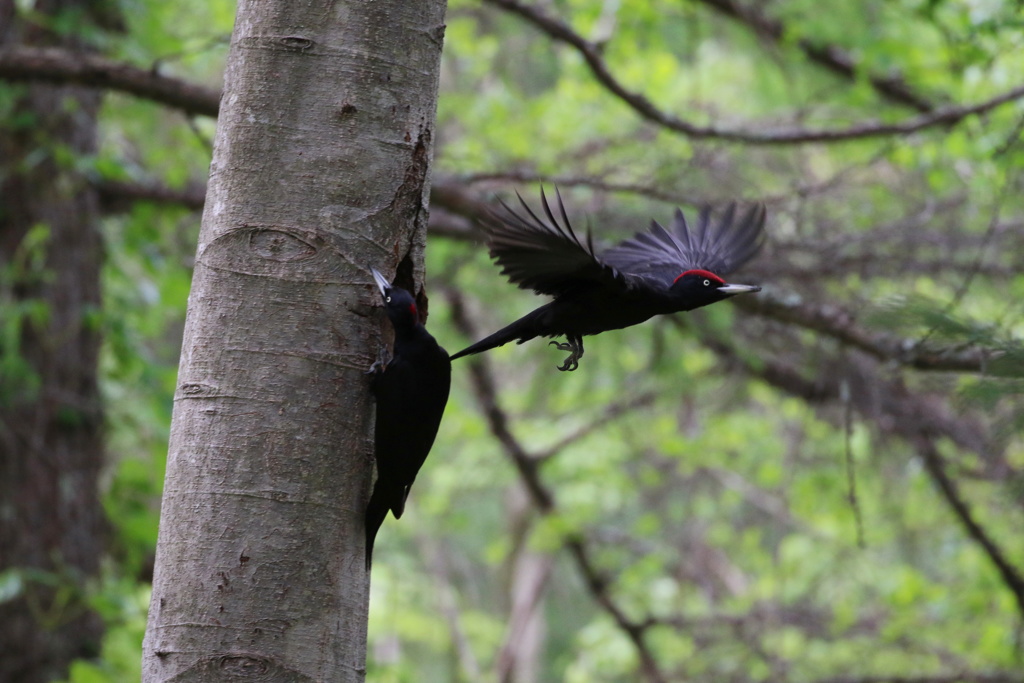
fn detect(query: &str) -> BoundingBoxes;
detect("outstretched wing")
[601,203,766,287]
[484,187,631,297]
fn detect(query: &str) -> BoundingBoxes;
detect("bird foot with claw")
[366,344,392,375]
[556,356,579,372]
[548,340,580,372]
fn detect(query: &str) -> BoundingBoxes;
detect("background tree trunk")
[141,0,447,680]
[0,1,108,681]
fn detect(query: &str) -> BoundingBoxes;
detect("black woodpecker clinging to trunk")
[365,268,451,569]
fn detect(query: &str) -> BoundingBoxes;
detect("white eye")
[385,296,391,303]
[703,279,710,286]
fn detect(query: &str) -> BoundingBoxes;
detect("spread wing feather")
[485,187,631,297]
[601,203,766,286]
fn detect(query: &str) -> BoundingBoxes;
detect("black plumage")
[449,188,767,370]
[365,268,451,569]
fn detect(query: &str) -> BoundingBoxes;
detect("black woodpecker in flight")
[365,268,451,569]
[449,188,767,371]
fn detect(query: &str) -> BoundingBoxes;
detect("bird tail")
[365,479,401,570]
[449,314,540,361]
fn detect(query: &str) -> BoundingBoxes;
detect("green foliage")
[4,4,235,681]
[0,223,52,405]
[94,191,197,647]
[412,0,1024,678]
[32,0,1024,679]
[54,575,150,683]
[871,294,1024,442]
[1,563,147,683]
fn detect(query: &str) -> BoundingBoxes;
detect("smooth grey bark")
[141,1,447,680]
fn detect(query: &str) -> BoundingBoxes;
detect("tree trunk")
[0,1,106,681]
[141,1,448,680]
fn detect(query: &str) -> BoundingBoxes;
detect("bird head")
[670,269,761,310]
[372,268,419,330]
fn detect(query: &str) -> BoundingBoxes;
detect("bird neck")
[393,321,429,345]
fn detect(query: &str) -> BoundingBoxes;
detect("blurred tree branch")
[696,325,1024,619]
[0,46,220,116]
[94,176,1011,378]
[496,486,554,683]
[415,536,483,682]
[445,281,1024,677]
[482,0,1024,145]
[810,674,1024,683]
[95,178,206,212]
[912,438,1024,618]
[4,40,1022,147]
[735,294,997,373]
[533,392,656,462]
[446,287,670,683]
[691,0,938,113]
[457,171,704,205]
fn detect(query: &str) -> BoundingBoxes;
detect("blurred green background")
[3,0,1023,681]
